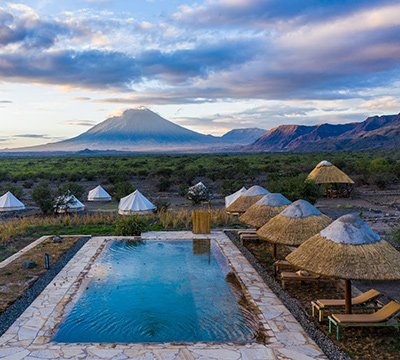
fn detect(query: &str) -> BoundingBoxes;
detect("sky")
[0,0,399,148]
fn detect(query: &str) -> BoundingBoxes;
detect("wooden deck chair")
[311,289,382,322]
[328,301,400,340]
[280,271,320,289]
[273,260,296,276]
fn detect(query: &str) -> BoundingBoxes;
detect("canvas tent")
[0,191,25,212]
[88,185,112,201]
[118,190,156,215]
[55,194,85,213]
[225,187,247,208]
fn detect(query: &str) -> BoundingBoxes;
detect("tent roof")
[307,161,354,184]
[88,185,111,201]
[225,186,247,208]
[0,191,25,211]
[281,199,322,218]
[119,190,156,212]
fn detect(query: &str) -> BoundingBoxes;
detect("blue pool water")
[53,240,257,343]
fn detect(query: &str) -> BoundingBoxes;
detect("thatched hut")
[286,213,400,313]
[257,199,332,258]
[307,160,354,197]
[239,193,291,229]
[226,185,269,214]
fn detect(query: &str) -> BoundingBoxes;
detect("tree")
[32,182,54,214]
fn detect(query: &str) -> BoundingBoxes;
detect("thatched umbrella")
[226,185,270,214]
[239,193,291,229]
[307,160,354,185]
[286,213,400,313]
[257,199,332,258]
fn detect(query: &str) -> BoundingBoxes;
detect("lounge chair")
[273,260,296,276]
[281,271,321,289]
[311,289,382,322]
[328,301,400,340]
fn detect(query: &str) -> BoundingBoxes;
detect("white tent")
[118,190,156,215]
[0,191,25,212]
[88,185,112,202]
[55,194,85,213]
[225,187,247,208]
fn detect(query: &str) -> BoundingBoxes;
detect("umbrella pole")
[273,244,277,259]
[344,279,352,314]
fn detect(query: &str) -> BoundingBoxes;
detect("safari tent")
[118,190,156,215]
[0,191,25,212]
[88,185,112,202]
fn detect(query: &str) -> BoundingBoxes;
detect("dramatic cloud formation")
[0,0,399,145]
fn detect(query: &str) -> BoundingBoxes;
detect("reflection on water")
[53,239,259,343]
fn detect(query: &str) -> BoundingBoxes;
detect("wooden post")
[192,210,211,234]
[273,243,277,259]
[344,279,352,314]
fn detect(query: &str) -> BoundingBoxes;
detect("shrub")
[154,199,171,212]
[111,181,135,200]
[114,216,146,236]
[157,177,172,192]
[59,182,85,199]
[32,182,54,214]
[0,183,24,199]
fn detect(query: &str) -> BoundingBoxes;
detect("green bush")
[0,183,24,199]
[111,181,135,200]
[59,182,85,199]
[32,182,54,214]
[114,216,146,236]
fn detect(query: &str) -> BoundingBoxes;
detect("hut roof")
[281,199,322,218]
[257,200,332,246]
[240,193,291,228]
[225,185,269,214]
[286,214,400,280]
[225,187,247,208]
[245,185,270,197]
[307,160,354,184]
[255,193,292,207]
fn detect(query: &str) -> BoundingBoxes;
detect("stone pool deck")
[0,231,327,360]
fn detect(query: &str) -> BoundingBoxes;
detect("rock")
[52,236,62,243]
[22,260,36,269]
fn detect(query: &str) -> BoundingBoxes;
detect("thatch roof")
[257,199,332,246]
[286,214,400,280]
[239,193,291,228]
[226,185,269,214]
[307,160,354,184]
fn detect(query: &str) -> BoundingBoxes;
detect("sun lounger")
[328,301,400,340]
[311,289,382,322]
[273,260,296,276]
[280,271,321,289]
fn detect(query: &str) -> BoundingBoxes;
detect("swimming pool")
[53,239,259,343]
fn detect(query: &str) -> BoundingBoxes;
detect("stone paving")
[0,231,327,359]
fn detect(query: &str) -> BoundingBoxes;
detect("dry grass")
[307,163,354,184]
[0,214,116,244]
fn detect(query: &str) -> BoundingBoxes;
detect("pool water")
[53,240,258,343]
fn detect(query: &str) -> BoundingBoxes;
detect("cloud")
[360,96,400,110]
[0,7,74,49]
[173,0,385,27]
[65,120,97,126]
[0,100,12,103]
[14,134,53,139]
[0,38,258,89]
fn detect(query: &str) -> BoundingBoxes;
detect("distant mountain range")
[2,108,399,154]
[251,114,400,151]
